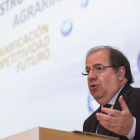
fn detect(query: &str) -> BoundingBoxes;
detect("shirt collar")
[108,84,125,106]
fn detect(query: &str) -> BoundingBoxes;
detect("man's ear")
[117,66,126,81]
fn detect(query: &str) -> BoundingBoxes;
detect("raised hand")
[96,95,134,135]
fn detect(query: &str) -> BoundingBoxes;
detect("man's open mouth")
[91,85,96,87]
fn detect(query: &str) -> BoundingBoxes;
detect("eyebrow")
[85,63,102,69]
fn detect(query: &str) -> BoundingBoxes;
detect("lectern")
[1,127,119,140]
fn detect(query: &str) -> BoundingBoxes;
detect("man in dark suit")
[82,46,140,140]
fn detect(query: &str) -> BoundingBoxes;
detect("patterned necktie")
[97,104,112,135]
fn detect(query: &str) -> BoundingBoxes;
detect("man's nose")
[88,69,97,80]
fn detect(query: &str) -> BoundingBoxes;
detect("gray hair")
[86,46,112,59]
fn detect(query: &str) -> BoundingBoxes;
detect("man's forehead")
[86,49,110,63]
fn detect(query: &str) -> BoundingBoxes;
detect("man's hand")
[96,95,134,136]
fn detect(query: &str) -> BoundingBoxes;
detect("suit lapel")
[113,84,132,111]
[92,107,101,133]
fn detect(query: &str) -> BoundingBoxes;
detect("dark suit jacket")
[83,84,140,140]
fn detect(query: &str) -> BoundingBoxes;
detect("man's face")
[86,49,122,105]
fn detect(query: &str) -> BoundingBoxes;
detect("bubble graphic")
[80,0,89,8]
[61,19,73,36]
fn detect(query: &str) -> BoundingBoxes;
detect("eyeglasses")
[82,65,113,75]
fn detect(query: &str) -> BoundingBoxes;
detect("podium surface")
[1,127,119,140]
